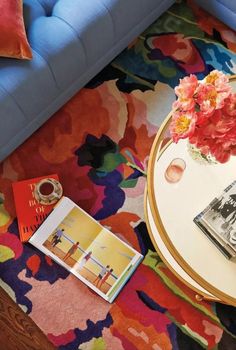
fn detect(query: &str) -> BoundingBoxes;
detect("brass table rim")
[147,75,236,306]
[144,187,220,302]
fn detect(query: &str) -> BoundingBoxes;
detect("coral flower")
[223,93,236,117]
[170,110,196,142]
[174,74,198,110]
[170,70,236,163]
[210,144,231,163]
[205,70,232,96]
[196,84,226,113]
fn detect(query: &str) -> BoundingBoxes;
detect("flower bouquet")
[170,70,236,163]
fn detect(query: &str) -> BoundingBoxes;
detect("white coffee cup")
[34,178,63,205]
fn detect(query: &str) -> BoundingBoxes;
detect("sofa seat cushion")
[0,54,59,121]
[99,0,165,40]
[23,0,172,90]
[23,0,116,90]
[0,88,28,150]
[28,16,88,90]
[0,0,175,161]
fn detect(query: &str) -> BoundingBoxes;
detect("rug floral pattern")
[0,1,236,349]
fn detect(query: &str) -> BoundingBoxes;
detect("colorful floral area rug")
[1,1,236,349]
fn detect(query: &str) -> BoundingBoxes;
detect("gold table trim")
[144,186,220,302]
[147,76,236,305]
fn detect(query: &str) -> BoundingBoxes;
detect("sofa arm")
[193,0,236,31]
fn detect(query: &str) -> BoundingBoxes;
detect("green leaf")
[80,337,106,350]
[0,245,14,263]
[97,152,127,172]
[0,205,11,226]
[120,178,138,188]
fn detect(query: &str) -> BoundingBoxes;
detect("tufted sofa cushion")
[0,0,175,161]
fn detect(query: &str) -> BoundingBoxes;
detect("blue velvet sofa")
[0,0,175,162]
[194,0,236,31]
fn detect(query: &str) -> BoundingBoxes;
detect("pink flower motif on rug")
[18,272,111,336]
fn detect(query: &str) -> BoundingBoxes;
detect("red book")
[12,174,60,242]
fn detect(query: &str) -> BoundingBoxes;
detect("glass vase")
[187,142,217,165]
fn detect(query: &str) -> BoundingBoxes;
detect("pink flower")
[220,126,236,143]
[196,83,225,113]
[205,70,232,96]
[174,74,198,110]
[231,146,236,156]
[175,74,198,98]
[214,119,235,134]
[223,93,236,117]
[170,110,196,142]
[194,110,211,125]
[170,70,235,164]
[210,142,231,163]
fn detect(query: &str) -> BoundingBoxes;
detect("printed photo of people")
[202,182,236,249]
[43,206,136,295]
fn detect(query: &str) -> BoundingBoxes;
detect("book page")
[29,197,143,302]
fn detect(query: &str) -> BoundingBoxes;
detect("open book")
[194,180,236,260]
[29,197,143,302]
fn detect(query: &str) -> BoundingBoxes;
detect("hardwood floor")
[0,286,57,350]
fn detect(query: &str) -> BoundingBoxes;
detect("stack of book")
[194,180,236,260]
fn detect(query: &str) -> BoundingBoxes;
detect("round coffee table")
[145,76,236,305]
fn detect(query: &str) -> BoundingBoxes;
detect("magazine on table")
[194,180,236,260]
[29,196,143,303]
